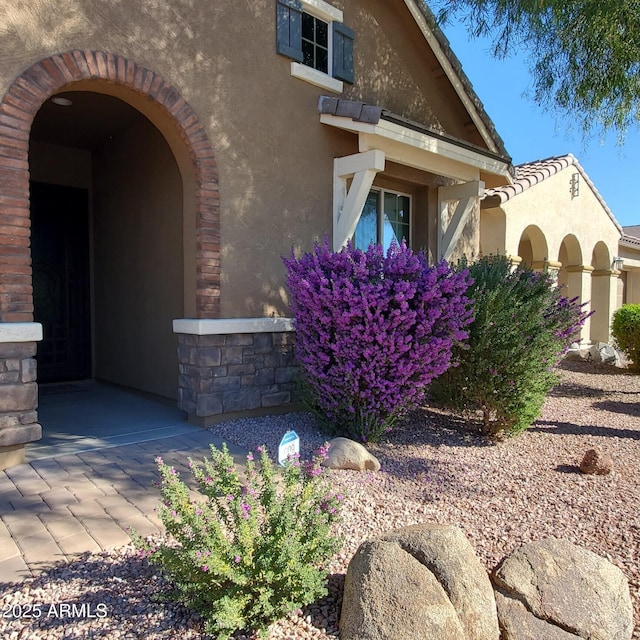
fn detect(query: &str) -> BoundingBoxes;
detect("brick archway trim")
[0,50,220,322]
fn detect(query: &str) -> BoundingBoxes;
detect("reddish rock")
[580,448,613,475]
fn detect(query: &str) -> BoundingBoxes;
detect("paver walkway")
[0,429,246,584]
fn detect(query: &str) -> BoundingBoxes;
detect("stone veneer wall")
[0,341,41,466]
[177,331,299,425]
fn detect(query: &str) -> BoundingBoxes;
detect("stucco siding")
[92,116,183,399]
[0,0,491,318]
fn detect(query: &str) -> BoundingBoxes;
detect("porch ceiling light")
[51,96,73,107]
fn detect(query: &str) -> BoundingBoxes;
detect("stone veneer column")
[173,318,300,426]
[0,322,43,469]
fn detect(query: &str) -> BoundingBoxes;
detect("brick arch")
[0,50,220,322]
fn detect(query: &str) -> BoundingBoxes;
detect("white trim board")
[173,318,295,335]
[320,113,510,182]
[0,322,43,343]
[301,0,342,23]
[291,63,343,93]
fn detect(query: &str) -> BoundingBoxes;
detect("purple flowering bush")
[429,254,591,437]
[131,443,342,639]
[283,239,472,442]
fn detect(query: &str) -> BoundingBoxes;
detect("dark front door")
[31,182,91,382]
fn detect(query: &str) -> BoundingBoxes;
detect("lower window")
[353,189,411,251]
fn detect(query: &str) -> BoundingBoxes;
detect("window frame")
[353,187,413,250]
[301,11,330,75]
[277,0,353,93]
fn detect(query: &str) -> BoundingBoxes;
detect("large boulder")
[340,524,499,640]
[323,437,381,472]
[493,592,580,640]
[492,538,633,640]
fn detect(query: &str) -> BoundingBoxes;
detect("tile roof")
[620,233,640,248]
[482,154,623,234]
[623,225,640,239]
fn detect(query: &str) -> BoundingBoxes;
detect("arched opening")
[591,241,611,271]
[517,224,548,269]
[557,234,582,294]
[557,234,590,342]
[30,91,183,399]
[0,51,220,459]
[590,241,614,343]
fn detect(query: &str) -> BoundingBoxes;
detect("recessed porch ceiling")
[31,91,143,150]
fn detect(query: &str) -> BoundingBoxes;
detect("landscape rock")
[492,538,633,640]
[340,523,499,640]
[579,448,613,475]
[494,591,580,640]
[564,342,590,361]
[589,341,621,366]
[323,437,381,472]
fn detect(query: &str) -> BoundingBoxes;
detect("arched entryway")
[0,51,220,323]
[0,51,220,460]
[30,91,184,398]
[590,241,617,343]
[517,224,548,269]
[557,234,583,293]
[557,234,591,342]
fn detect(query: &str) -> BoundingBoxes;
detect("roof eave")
[320,110,512,182]
[404,0,511,161]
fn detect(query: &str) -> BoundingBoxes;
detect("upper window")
[353,189,411,252]
[276,0,354,90]
[302,13,329,74]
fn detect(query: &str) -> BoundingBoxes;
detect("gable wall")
[497,167,621,264]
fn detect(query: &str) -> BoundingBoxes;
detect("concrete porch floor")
[29,379,195,461]
[0,381,246,585]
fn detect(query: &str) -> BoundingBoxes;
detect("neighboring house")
[0,0,513,468]
[481,154,634,345]
[619,227,640,305]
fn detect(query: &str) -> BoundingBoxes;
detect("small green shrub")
[429,255,590,437]
[612,303,640,371]
[131,443,342,639]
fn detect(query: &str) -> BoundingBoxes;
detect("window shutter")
[276,0,303,62]
[332,22,354,84]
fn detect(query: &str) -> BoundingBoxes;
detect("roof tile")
[483,154,622,234]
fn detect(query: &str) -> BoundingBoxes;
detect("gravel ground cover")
[1,359,638,639]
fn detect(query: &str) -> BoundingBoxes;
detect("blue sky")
[439,21,640,229]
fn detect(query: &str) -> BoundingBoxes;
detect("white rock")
[323,437,381,472]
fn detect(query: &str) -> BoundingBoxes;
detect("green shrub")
[429,255,590,437]
[612,303,640,371]
[131,443,342,639]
